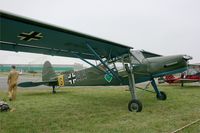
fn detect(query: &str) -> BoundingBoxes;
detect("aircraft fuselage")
[53,54,188,87]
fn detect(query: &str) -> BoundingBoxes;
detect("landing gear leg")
[52,86,56,94]
[181,81,184,87]
[125,64,142,112]
[151,78,167,100]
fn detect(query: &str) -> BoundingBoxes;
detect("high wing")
[140,50,161,58]
[0,11,132,60]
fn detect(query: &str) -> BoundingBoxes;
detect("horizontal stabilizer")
[18,82,47,87]
[17,80,57,87]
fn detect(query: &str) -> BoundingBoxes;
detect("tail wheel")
[52,86,56,94]
[128,99,142,112]
[156,91,167,100]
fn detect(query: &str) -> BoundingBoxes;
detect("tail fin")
[165,75,176,83]
[42,61,57,82]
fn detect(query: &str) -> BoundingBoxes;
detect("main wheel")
[156,91,167,100]
[128,99,142,112]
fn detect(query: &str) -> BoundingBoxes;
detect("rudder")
[42,61,57,82]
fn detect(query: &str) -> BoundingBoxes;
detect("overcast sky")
[0,0,200,66]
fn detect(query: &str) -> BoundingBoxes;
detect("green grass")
[0,85,200,133]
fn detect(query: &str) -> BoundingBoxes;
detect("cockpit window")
[130,50,145,64]
[187,68,198,75]
[186,65,200,75]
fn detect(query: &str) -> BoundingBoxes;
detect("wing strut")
[71,52,105,73]
[85,43,122,83]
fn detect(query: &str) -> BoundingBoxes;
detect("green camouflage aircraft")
[0,11,192,112]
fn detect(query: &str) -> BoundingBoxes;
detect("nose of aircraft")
[146,54,192,77]
[183,55,193,61]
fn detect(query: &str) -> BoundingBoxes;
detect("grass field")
[0,85,200,133]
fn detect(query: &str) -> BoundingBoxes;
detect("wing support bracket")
[85,43,122,83]
[71,52,106,74]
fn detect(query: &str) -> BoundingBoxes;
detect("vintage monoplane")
[0,11,192,112]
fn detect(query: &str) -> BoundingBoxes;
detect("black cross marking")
[68,73,76,84]
[18,31,43,41]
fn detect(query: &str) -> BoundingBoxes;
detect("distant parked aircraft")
[163,64,200,86]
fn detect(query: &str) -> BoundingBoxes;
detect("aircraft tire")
[128,99,142,112]
[156,91,167,100]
